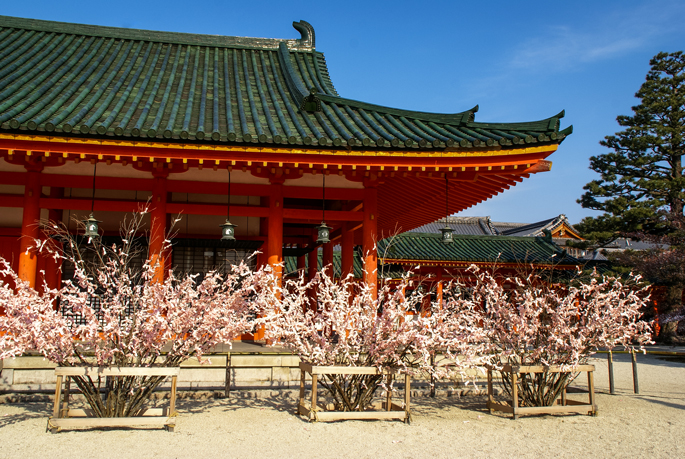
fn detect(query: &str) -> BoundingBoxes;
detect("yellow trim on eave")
[0,134,559,159]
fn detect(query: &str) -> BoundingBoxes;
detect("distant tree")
[577,51,685,341]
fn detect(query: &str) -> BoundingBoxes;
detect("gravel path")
[1,352,683,458]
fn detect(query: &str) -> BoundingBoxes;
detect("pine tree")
[578,51,685,341]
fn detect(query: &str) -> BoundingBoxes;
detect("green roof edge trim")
[0,15,314,50]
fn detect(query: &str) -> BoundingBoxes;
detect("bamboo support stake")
[608,350,615,395]
[404,374,411,422]
[631,350,639,394]
[225,352,231,398]
[487,368,494,413]
[386,374,392,411]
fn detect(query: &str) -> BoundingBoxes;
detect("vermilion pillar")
[341,222,354,279]
[18,165,42,288]
[362,182,378,297]
[307,244,318,280]
[297,245,306,274]
[267,179,284,279]
[149,171,168,283]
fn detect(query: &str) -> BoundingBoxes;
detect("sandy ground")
[0,352,683,459]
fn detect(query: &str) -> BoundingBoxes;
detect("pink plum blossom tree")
[262,268,483,412]
[442,266,653,407]
[0,209,272,417]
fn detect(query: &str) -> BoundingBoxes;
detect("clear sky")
[4,0,684,225]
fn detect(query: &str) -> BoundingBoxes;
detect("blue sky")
[4,0,685,225]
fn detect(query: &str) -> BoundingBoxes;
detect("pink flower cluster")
[442,266,653,369]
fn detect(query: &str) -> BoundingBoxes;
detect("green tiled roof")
[282,233,579,281]
[377,233,580,266]
[0,16,571,150]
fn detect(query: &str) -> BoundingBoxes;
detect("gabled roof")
[378,232,579,267]
[0,16,571,151]
[497,214,582,239]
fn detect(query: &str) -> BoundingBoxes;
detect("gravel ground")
[0,352,683,458]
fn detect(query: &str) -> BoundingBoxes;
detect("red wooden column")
[362,181,378,298]
[267,178,284,280]
[149,170,168,283]
[297,244,306,274]
[322,241,334,279]
[307,244,318,280]
[341,222,354,279]
[18,164,43,288]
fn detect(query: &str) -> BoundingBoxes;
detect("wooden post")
[298,369,306,415]
[511,371,519,420]
[631,349,639,394]
[18,166,42,288]
[311,374,318,419]
[608,350,615,395]
[52,375,63,420]
[588,369,597,416]
[362,182,378,299]
[61,377,71,418]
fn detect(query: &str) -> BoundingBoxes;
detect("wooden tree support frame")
[48,367,181,433]
[297,362,411,423]
[487,364,597,420]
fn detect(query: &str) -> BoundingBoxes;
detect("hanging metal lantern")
[220,167,238,241]
[220,219,237,241]
[83,213,101,239]
[440,224,454,244]
[441,176,453,244]
[316,221,331,244]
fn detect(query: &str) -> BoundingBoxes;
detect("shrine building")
[0,16,572,326]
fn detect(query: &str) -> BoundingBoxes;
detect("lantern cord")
[445,176,449,220]
[91,161,97,213]
[322,173,326,221]
[227,166,231,220]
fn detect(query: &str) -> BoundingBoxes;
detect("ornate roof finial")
[292,20,315,48]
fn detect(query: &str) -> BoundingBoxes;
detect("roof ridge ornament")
[301,87,322,113]
[292,20,315,49]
